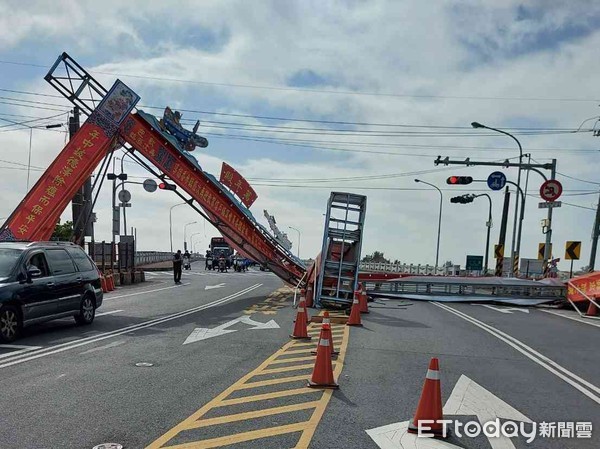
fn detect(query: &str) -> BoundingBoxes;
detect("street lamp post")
[190,232,202,253]
[184,221,197,252]
[288,226,301,258]
[452,194,493,274]
[472,122,524,276]
[169,202,187,253]
[415,179,443,270]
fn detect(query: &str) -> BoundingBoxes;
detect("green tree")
[51,220,73,241]
[361,251,390,263]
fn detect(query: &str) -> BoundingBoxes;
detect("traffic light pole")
[542,159,557,272]
[589,191,600,271]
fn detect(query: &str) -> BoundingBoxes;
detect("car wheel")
[75,295,95,325]
[0,305,21,342]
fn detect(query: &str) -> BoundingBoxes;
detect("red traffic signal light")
[446,176,473,185]
[158,182,177,191]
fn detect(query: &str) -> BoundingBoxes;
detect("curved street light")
[415,179,443,270]
[471,122,524,276]
[169,202,188,253]
[183,221,198,252]
[288,226,301,258]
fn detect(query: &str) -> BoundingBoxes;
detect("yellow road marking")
[237,374,308,390]
[185,401,321,429]
[163,422,309,449]
[269,355,316,365]
[254,363,316,375]
[218,387,318,407]
[147,310,351,449]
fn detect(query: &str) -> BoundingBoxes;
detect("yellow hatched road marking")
[146,314,350,449]
[269,355,316,364]
[218,387,318,406]
[186,401,321,429]
[162,422,309,449]
[237,374,308,390]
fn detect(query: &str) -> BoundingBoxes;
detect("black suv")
[0,241,103,342]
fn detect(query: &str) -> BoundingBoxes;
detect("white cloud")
[0,1,598,271]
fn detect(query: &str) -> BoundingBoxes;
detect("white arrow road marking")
[183,315,279,344]
[205,283,226,290]
[444,375,531,449]
[366,420,462,449]
[239,315,280,329]
[366,375,532,449]
[477,305,529,314]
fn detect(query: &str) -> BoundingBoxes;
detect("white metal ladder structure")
[315,192,367,308]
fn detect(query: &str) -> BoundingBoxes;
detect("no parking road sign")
[540,180,563,202]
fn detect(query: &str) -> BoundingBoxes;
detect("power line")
[2,59,596,103]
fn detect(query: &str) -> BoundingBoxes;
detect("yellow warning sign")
[565,241,581,260]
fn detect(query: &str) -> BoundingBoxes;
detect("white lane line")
[105,282,191,300]
[0,344,43,360]
[0,283,263,369]
[540,309,600,328]
[95,310,124,317]
[433,302,600,405]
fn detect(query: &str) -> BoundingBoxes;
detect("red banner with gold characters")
[568,271,600,303]
[219,162,258,208]
[1,124,113,241]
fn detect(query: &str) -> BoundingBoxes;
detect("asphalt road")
[0,266,598,449]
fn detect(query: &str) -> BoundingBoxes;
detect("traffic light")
[446,176,473,185]
[450,195,474,204]
[158,182,177,191]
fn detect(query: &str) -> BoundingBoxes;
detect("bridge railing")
[359,262,451,275]
[135,251,173,266]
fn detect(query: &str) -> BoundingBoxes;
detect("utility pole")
[69,107,85,245]
[542,159,557,274]
[589,191,600,271]
[496,187,511,276]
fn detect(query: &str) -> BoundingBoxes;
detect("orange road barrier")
[312,311,339,356]
[307,323,339,389]
[359,282,369,314]
[100,276,108,293]
[290,298,311,340]
[407,358,446,437]
[346,290,363,326]
[586,300,598,317]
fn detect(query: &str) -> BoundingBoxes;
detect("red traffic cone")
[586,301,598,317]
[307,323,339,389]
[312,312,339,356]
[290,299,311,340]
[407,358,446,437]
[106,274,114,291]
[346,290,363,326]
[359,283,369,314]
[100,276,108,293]
[302,289,311,323]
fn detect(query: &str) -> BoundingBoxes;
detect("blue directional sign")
[487,171,507,191]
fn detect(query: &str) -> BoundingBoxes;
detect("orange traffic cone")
[306,284,314,308]
[346,290,363,326]
[100,276,108,293]
[290,299,311,340]
[106,274,114,291]
[359,283,369,314]
[586,301,598,317]
[312,311,339,356]
[407,358,446,437]
[307,323,339,389]
[302,289,311,323]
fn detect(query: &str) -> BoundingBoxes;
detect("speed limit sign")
[540,180,563,202]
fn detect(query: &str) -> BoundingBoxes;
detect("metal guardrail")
[135,251,173,265]
[359,262,450,275]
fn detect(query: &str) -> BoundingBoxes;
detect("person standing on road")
[173,250,183,283]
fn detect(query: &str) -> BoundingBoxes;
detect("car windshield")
[0,248,22,278]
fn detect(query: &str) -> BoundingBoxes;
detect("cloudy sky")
[0,0,599,270]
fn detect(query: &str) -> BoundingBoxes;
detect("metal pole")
[497,187,511,276]
[516,154,531,265]
[543,159,557,272]
[288,226,301,258]
[589,191,600,271]
[415,179,443,269]
[477,194,492,275]
[169,202,187,253]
